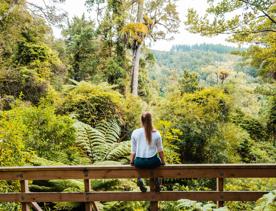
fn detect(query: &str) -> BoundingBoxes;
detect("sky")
[36,0,235,51]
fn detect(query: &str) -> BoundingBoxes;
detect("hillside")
[149,44,254,93]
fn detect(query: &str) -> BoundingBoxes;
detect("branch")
[26,2,51,21]
[238,0,276,24]
[261,10,276,24]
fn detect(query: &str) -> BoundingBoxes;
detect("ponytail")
[141,112,153,145]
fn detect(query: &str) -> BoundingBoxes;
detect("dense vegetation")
[0,0,275,210]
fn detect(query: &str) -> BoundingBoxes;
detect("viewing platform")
[0,164,275,211]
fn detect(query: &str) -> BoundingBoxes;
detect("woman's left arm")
[130,132,136,166]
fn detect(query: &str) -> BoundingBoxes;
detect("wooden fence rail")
[0,164,275,211]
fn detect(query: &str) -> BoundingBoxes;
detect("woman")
[130,112,165,192]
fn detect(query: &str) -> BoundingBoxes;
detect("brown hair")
[141,112,153,145]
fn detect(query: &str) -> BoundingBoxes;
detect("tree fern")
[74,121,106,162]
[74,120,130,164]
[96,120,121,144]
[105,141,131,161]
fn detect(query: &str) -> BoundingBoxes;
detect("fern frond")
[96,120,121,144]
[105,141,131,161]
[74,120,129,164]
[74,121,106,162]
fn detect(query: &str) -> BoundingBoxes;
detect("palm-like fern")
[74,120,130,164]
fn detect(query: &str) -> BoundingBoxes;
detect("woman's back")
[131,128,163,158]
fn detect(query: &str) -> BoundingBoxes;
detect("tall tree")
[86,0,180,95]
[62,15,99,81]
[130,0,144,95]
[185,0,276,79]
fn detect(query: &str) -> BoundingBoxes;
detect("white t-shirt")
[131,128,163,158]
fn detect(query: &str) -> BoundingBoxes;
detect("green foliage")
[0,1,275,210]
[267,96,276,141]
[160,199,228,211]
[225,179,276,210]
[120,94,144,140]
[156,120,182,164]
[244,33,276,79]
[0,102,79,164]
[179,71,200,94]
[0,0,65,104]
[60,81,124,127]
[254,190,276,211]
[103,201,146,211]
[74,120,130,164]
[0,67,49,105]
[0,105,30,166]
[150,45,242,93]
[62,15,100,81]
[204,123,250,163]
[185,0,276,79]
[159,87,231,162]
[171,44,238,54]
[0,202,20,211]
[230,110,268,141]
[104,58,126,91]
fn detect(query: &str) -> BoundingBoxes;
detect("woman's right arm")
[158,151,165,165]
[130,153,135,166]
[156,132,165,165]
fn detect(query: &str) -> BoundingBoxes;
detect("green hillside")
[150,44,256,94]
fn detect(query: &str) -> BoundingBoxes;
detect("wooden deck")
[0,164,275,211]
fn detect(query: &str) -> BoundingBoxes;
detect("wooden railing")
[0,164,275,211]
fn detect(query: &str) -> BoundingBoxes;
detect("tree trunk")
[130,0,144,96]
[131,44,142,95]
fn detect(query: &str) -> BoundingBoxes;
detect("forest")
[0,0,275,210]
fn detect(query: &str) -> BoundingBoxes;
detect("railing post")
[216,177,224,207]
[150,178,158,211]
[20,180,30,211]
[84,179,98,211]
[84,179,92,211]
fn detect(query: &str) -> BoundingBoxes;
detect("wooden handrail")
[0,164,275,211]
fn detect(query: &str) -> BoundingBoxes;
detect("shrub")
[0,68,48,104]
[60,81,124,127]
[230,110,268,141]
[159,88,231,162]
[0,101,79,164]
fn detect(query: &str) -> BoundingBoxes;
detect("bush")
[0,105,30,166]
[225,180,276,210]
[159,88,231,162]
[0,101,79,164]
[60,81,124,127]
[204,123,250,163]
[230,110,268,141]
[0,68,48,104]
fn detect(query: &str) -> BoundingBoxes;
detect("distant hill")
[149,44,252,94]
[171,44,238,54]
[152,44,241,73]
